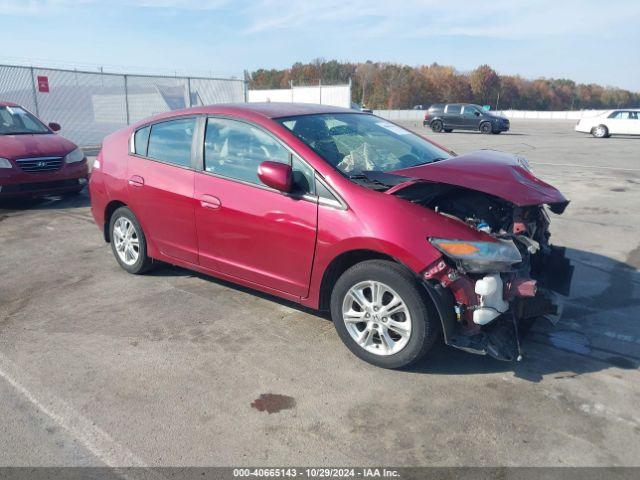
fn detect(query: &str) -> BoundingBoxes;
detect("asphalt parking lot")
[1,120,639,467]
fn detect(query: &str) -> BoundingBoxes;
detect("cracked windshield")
[279,113,451,176]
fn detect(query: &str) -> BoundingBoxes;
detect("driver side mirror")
[258,161,292,192]
[474,111,480,117]
[48,122,61,132]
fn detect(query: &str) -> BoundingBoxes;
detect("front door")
[194,117,318,297]
[461,105,481,130]
[127,117,199,264]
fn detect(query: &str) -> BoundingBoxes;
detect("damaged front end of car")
[386,153,574,361]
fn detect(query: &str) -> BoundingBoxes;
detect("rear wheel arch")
[103,200,127,242]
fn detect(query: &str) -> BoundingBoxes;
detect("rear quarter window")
[133,126,150,156]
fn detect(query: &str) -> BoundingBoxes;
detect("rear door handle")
[128,175,144,187]
[200,194,221,210]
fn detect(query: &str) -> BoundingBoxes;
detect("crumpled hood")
[391,149,568,207]
[0,133,77,160]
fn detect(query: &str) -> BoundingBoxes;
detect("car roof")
[194,102,354,119]
[130,102,359,128]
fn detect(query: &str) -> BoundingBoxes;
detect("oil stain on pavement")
[251,394,296,414]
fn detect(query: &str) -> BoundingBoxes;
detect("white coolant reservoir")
[473,274,509,325]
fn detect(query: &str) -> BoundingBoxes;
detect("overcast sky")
[1,0,639,91]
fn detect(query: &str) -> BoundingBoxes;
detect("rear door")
[606,110,629,134]
[444,104,463,128]
[194,117,318,297]
[127,117,199,264]
[629,111,640,135]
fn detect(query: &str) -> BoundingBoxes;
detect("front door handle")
[200,194,221,210]
[128,175,144,187]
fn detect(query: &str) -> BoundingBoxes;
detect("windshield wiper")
[410,157,450,167]
[1,131,47,135]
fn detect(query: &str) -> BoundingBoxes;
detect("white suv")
[575,109,640,138]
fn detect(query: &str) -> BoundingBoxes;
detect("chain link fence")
[0,64,247,146]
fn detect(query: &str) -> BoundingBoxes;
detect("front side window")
[0,106,49,135]
[278,113,451,177]
[204,118,291,186]
[147,118,195,167]
[463,107,480,117]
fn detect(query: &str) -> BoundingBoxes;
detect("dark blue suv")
[423,103,510,134]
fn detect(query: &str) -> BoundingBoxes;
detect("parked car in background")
[90,103,571,369]
[424,103,510,134]
[575,109,640,138]
[0,102,88,198]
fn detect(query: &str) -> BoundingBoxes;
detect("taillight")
[424,113,430,120]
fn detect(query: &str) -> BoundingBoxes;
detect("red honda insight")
[89,103,573,368]
[0,102,88,198]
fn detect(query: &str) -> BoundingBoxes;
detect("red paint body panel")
[126,156,198,264]
[89,104,568,311]
[392,150,567,206]
[194,172,317,297]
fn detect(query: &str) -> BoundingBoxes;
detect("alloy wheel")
[112,217,140,266]
[341,280,412,356]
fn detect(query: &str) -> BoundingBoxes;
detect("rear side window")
[609,111,630,119]
[147,118,195,167]
[134,126,150,156]
[446,105,462,114]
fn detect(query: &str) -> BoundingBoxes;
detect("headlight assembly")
[429,238,522,273]
[0,158,13,169]
[64,147,85,164]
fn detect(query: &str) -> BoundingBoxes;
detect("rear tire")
[330,260,440,369]
[109,207,153,275]
[480,122,492,134]
[592,125,609,138]
[430,120,444,133]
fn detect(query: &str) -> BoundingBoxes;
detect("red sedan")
[89,103,573,368]
[0,102,88,198]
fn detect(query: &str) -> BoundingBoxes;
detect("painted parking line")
[0,353,165,477]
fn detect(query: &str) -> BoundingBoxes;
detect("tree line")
[248,60,639,110]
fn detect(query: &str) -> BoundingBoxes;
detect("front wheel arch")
[318,249,397,311]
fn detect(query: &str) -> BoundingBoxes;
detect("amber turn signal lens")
[436,242,480,256]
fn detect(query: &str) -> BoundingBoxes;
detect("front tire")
[480,122,492,134]
[592,125,609,138]
[430,120,444,133]
[109,206,153,274]
[330,260,440,369]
